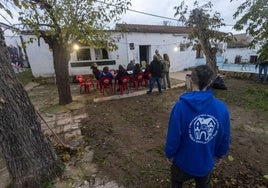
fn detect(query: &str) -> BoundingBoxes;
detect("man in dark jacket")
[91,63,100,80]
[147,55,163,94]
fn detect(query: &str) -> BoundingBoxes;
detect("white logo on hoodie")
[189,114,219,144]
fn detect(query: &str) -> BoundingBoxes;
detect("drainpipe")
[125,33,129,67]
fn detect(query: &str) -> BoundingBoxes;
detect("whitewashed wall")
[23,36,55,77]
[4,32,54,77]
[224,48,258,63]
[112,32,197,72]
[5,30,227,77]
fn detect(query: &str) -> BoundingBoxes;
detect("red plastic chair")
[99,76,113,95]
[134,73,144,90]
[76,75,95,93]
[95,79,100,89]
[85,77,96,92]
[143,72,151,87]
[119,76,130,95]
[128,75,134,88]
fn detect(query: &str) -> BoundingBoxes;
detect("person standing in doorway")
[165,65,230,188]
[147,55,163,94]
[162,53,171,89]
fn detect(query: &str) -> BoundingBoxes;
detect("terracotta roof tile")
[227,33,252,48]
[116,23,192,34]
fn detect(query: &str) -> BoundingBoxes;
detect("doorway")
[139,45,150,65]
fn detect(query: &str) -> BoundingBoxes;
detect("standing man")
[165,65,230,188]
[147,55,163,94]
[155,49,162,61]
[256,48,268,83]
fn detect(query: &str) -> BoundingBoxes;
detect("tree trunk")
[203,47,217,78]
[0,28,64,187]
[207,48,217,73]
[52,42,72,105]
[193,8,217,78]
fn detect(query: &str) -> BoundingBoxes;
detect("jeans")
[258,64,268,81]
[170,164,210,188]
[149,76,162,93]
[162,72,171,88]
[265,65,268,81]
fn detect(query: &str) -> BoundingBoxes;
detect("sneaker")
[146,91,152,95]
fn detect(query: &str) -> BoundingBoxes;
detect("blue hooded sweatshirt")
[165,90,230,177]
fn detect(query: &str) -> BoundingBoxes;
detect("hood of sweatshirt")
[180,90,214,112]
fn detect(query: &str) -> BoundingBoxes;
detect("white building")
[69,24,199,76]
[4,23,237,77]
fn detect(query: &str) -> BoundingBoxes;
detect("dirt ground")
[80,77,268,188]
[1,73,267,187]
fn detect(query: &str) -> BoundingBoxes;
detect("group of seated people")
[90,62,150,89]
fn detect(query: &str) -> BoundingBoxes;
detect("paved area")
[0,71,188,188]
[94,70,190,102]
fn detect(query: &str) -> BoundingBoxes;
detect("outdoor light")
[73,44,79,51]
[174,46,179,52]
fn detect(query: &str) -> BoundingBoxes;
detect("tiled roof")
[115,23,192,34]
[227,33,251,48]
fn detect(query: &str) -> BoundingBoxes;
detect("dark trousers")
[149,76,162,93]
[171,164,210,188]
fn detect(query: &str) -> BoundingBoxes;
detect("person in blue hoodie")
[165,64,230,188]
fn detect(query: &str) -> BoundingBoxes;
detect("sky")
[0,0,245,34]
[119,0,245,34]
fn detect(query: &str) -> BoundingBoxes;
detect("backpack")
[211,76,227,90]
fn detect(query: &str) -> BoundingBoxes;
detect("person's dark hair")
[118,64,125,71]
[163,53,170,61]
[103,66,109,73]
[191,65,213,90]
[134,63,140,70]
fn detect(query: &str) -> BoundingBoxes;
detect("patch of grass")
[16,69,33,85]
[243,88,268,111]
[215,87,268,112]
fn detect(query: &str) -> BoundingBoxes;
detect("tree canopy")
[174,1,232,75]
[15,0,131,50]
[8,0,131,105]
[232,0,268,48]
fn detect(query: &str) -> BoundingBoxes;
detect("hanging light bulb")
[73,44,79,51]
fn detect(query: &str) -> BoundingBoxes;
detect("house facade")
[4,23,231,77]
[69,24,199,76]
[225,33,259,64]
